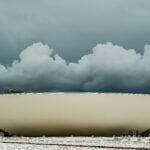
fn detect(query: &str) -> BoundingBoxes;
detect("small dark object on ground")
[0,129,13,137]
[4,88,24,94]
[128,129,139,136]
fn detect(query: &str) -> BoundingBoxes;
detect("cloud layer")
[0,42,150,93]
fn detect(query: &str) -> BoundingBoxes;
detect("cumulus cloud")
[0,42,150,93]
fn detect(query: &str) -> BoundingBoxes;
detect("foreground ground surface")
[0,137,150,150]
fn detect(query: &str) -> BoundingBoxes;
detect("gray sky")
[1,0,150,93]
[0,0,150,64]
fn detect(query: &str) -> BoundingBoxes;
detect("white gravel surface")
[0,137,150,150]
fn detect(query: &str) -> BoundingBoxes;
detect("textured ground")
[0,137,150,150]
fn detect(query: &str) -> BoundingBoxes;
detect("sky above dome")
[0,0,150,64]
[0,0,150,93]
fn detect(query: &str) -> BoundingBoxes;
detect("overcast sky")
[0,0,150,65]
[1,0,150,93]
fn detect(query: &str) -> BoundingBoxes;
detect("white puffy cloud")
[0,42,150,93]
